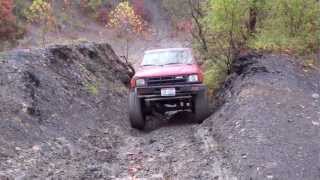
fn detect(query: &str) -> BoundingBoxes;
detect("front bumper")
[134,84,206,101]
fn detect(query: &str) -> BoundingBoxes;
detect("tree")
[25,0,56,47]
[162,0,208,55]
[107,1,147,60]
[251,0,320,55]
[0,0,18,41]
[0,0,15,21]
[131,0,151,22]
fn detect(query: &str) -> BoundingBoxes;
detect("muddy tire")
[193,89,209,124]
[129,91,145,130]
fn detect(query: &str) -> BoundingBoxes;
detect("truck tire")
[129,91,145,130]
[193,89,209,123]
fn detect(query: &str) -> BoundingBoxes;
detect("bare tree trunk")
[317,49,320,65]
[248,7,257,34]
[188,0,208,53]
[41,22,46,48]
[126,38,129,61]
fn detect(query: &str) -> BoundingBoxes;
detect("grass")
[85,82,99,96]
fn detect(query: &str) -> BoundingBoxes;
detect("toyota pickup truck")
[129,48,209,129]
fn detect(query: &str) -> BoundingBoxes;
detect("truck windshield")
[142,50,193,66]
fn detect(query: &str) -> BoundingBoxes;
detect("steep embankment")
[0,43,132,179]
[0,42,237,180]
[1,43,319,180]
[200,54,320,180]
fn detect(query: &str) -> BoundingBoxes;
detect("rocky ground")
[202,54,320,180]
[0,43,133,179]
[0,43,319,180]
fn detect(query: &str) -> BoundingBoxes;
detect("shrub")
[96,7,109,24]
[131,0,151,22]
[25,0,56,47]
[107,1,148,59]
[0,0,18,40]
[13,0,31,20]
[85,82,99,96]
[80,0,104,12]
[203,60,228,92]
[250,0,320,55]
[108,1,146,34]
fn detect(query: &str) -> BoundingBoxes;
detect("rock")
[311,121,320,126]
[241,153,247,159]
[312,93,319,99]
[32,145,41,152]
[149,138,156,144]
[267,174,274,179]
[15,147,22,151]
[0,175,11,180]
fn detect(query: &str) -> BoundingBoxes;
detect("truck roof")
[144,48,191,54]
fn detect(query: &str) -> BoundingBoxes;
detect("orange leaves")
[107,1,147,36]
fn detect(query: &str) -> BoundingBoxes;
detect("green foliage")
[162,0,193,21]
[202,0,251,71]
[87,0,103,10]
[199,0,319,64]
[13,0,31,20]
[192,0,319,91]
[85,82,99,96]
[250,0,320,54]
[203,61,228,91]
[81,0,108,11]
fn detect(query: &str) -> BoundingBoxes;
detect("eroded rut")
[112,113,236,179]
[0,43,235,180]
[1,43,319,180]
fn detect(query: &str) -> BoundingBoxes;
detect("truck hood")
[134,64,200,78]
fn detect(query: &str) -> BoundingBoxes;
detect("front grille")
[147,75,188,86]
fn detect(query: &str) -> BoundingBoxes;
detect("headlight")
[188,74,199,82]
[136,79,146,86]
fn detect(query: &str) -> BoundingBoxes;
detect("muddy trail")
[0,43,233,180]
[114,113,234,179]
[0,43,320,180]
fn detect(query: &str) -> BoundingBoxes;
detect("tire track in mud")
[113,112,236,180]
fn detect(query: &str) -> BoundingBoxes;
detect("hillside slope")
[1,43,319,179]
[200,54,320,180]
[0,43,132,179]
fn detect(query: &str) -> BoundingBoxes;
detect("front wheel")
[129,91,145,130]
[193,89,210,123]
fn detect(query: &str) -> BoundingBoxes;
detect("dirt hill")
[0,44,319,180]
[0,43,133,179]
[200,54,320,180]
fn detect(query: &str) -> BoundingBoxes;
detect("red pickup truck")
[129,48,209,129]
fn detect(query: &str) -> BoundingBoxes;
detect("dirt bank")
[0,43,133,179]
[1,43,319,180]
[0,43,234,180]
[201,54,320,180]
